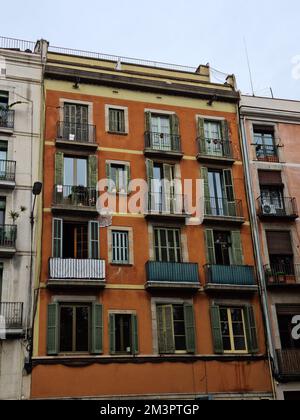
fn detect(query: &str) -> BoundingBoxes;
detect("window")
[112,230,129,264]
[150,115,172,150]
[204,121,223,157]
[60,304,90,353]
[254,126,277,161]
[64,156,87,187]
[109,108,125,133]
[0,91,8,110]
[277,311,300,350]
[63,103,89,142]
[154,228,181,263]
[156,304,195,354]
[148,162,176,212]
[0,142,7,161]
[0,197,6,225]
[0,263,3,302]
[210,305,258,354]
[205,230,244,266]
[106,162,130,193]
[261,187,284,215]
[266,231,294,277]
[109,313,138,355]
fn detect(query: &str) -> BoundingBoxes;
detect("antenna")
[243,37,255,96]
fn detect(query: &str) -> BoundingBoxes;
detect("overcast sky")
[1,0,299,99]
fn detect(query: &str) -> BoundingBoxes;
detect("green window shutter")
[109,313,116,355]
[205,229,216,265]
[170,114,180,136]
[221,120,230,142]
[89,221,100,259]
[157,305,175,354]
[163,163,173,212]
[47,303,59,355]
[52,218,63,258]
[88,155,98,189]
[131,314,139,355]
[91,303,103,355]
[244,306,259,354]
[231,231,244,266]
[146,159,154,183]
[197,118,206,153]
[157,305,166,353]
[184,304,196,354]
[125,165,131,193]
[223,169,236,216]
[106,162,112,192]
[109,109,114,132]
[210,305,223,354]
[201,167,211,214]
[145,111,152,133]
[55,152,64,185]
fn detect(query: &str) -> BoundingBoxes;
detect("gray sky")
[2,0,299,99]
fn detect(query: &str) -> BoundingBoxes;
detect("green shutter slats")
[131,314,139,355]
[157,305,166,354]
[125,165,131,193]
[210,305,223,354]
[55,152,64,185]
[89,221,100,259]
[170,114,180,136]
[244,306,259,354]
[106,162,112,192]
[205,229,216,265]
[145,111,152,133]
[88,155,98,189]
[197,118,206,153]
[201,167,211,214]
[164,305,175,354]
[47,303,59,355]
[221,120,230,142]
[231,231,244,266]
[109,313,116,355]
[52,218,63,258]
[184,304,196,354]
[223,169,236,216]
[91,303,103,355]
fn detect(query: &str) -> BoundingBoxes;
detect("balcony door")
[0,142,7,180]
[154,228,182,263]
[261,187,284,215]
[151,163,175,212]
[266,231,295,277]
[204,121,223,157]
[151,115,171,151]
[63,156,88,202]
[208,170,225,216]
[64,103,89,142]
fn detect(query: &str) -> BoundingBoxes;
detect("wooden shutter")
[125,165,131,193]
[258,170,282,186]
[266,231,293,255]
[197,118,206,153]
[210,305,223,354]
[205,229,216,265]
[88,155,98,189]
[184,304,196,354]
[157,305,175,354]
[89,221,99,259]
[109,313,116,355]
[170,114,180,136]
[52,218,63,258]
[231,231,244,265]
[163,163,173,212]
[145,111,152,132]
[221,120,230,142]
[55,152,64,185]
[244,306,259,354]
[91,303,103,355]
[106,162,113,192]
[146,159,154,210]
[131,314,139,355]
[47,303,59,355]
[201,167,211,214]
[223,169,236,216]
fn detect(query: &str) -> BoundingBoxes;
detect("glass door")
[208,170,225,216]
[151,115,171,151]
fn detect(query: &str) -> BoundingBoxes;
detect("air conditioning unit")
[262,204,277,215]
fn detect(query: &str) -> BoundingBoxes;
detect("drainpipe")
[238,109,278,396]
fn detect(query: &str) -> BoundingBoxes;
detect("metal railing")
[0,302,23,329]
[204,264,256,286]
[197,138,234,159]
[277,349,300,378]
[53,185,97,208]
[257,197,298,218]
[146,261,200,285]
[0,36,35,52]
[204,197,244,219]
[0,109,15,130]
[265,264,300,285]
[144,132,182,153]
[57,122,96,144]
[147,192,187,215]
[49,258,106,280]
[0,225,17,247]
[255,144,279,162]
[0,160,16,182]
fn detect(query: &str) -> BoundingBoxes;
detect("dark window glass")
[109,109,125,133]
[220,307,247,352]
[63,222,88,259]
[76,307,89,352]
[60,305,90,353]
[278,314,300,350]
[173,305,186,351]
[60,307,73,352]
[115,314,132,353]
[214,231,231,266]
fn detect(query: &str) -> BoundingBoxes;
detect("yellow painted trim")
[113,213,144,218]
[99,147,143,156]
[105,284,145,290]
[183,156,197,161]
[43,208,52,213]
[45,141,55,146]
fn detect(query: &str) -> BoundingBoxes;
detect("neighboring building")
[0,37,47,399]
[240,95,300,401]
[30,45,273,400]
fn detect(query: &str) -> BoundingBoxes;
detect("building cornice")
[240,105,300,124]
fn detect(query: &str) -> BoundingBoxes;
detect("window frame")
[220,307,248,354]
[154,227,182,263]
[105,105,129,135]
[112,230,130,265]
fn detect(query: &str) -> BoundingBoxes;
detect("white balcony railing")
[49,258,106,280]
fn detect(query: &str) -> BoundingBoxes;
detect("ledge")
[0,247,16,258]
[203,215,245,226]
[0,180,16,190]
[47,279,106,289]
[55,138,98,150]
[205,284,259,293]
[144,148,184,161]
[145,281,201,292]
[196,154,236,165]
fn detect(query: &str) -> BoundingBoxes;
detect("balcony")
[265,264,300,287]
[145,261,200,291]
[56,122,97,150]
[196,138,236,164]
[0,160,16,189]
[48,258,106,288]
[204,265,257,292]
[145,192,188,223]
[0,225,17,258]
[0,302,23,337]
[203,198,245,225]
[52,185,98,215]
[257,197,299,221]
[144,132,183,160]
[0,110,14,134]
[277,349,300,381]
[254,145,279,163]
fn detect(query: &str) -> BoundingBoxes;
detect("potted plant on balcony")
[265,268,274,284]
[71,185,88,207]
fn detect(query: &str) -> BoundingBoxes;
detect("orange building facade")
[31,50,273,399]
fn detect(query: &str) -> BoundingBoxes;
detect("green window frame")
[109,108,126,133]
[154,228,182,263]
[112,230,129,264]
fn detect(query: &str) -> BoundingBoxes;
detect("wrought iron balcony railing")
[257,197,298,219]
[146,261,200,288]
[255,144,279,162]
[147,192,187,216]
[57,122,96,144]
[0,110,15,130]
[277,349,300,379]
[49,258,106,281]
[53,185,97,208]
[204,197,244,219]
[0,160,16,182]
[204,264,256,287]
[0,225,17,248]
[144,132,182,153]
[265,264,300,285]
[0,302,23,330]
[197,137,234,160]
